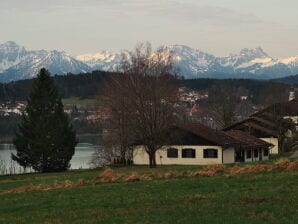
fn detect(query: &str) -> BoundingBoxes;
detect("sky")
[0,0,297,58]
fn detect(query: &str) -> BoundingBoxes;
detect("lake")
[0,144,100,175]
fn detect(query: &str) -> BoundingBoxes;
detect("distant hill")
[271,74,298,85]
[0,70,110,102]
[0,70,291,105]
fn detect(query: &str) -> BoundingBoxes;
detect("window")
[254,149,259,158]
[182,148,196,158]
[203,149,218,158]
[263,148,269,157]
[246,150,252,159]
[167,148,178,158]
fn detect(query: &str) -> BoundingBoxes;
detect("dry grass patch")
[273,158,290,170]
[125,172,154,182]
[0,179,89,195]
[190,164,225,177]
[227,164,271,175]
[96,168,124,183]
[285,160,298,171]
[1,160,298,195]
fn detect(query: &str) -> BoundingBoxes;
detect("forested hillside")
[0,70,110,102]
[271,74,298,85]
[0,70,293,104]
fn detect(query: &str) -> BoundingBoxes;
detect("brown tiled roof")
[180,123,242,147]
[250,116,276,128]
[258,99,298,117]
[225,130,274,149]
[223,117,278,137]
[243,122,278,137]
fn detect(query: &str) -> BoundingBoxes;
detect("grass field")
[0,162,297,224]
[62,97,96,108]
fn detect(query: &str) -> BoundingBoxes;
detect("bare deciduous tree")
[100,43,179,168]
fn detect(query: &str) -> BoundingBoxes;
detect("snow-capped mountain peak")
[280,56,298,65]
[239,47,268,58]
[0,41,298,82]
[0,42,91,82]
[76,51,124,71]
[0,41,27,72]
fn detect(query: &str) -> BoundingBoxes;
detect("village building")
[223,99,298,154]
[133,124,272,166]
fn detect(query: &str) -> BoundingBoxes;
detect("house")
[223,114,279,154]
[223,99,298,154]
[133,124,272,166]
[225,130,273,162]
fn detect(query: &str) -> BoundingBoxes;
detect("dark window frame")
[246,150,252,159]
[182,148,196,158]
[203,148,218,158]
[167,148,178,158]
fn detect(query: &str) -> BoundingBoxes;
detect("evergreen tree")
[12,68,77,172]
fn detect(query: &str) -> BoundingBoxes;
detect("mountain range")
[0,41,297,82]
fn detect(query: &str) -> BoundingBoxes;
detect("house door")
[259,149,262,161]
[235,149,245,163]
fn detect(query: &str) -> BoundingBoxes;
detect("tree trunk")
[148,151,157,168]
[279,136,285,153]
[152,153,157,168]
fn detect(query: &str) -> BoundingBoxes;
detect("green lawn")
[62,97,96,108]
[0,165,297,224]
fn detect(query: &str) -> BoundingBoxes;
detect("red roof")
[191,105,200,113]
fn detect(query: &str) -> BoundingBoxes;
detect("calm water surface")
[0,144,99,175]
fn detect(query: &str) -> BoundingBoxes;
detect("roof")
[178,123,242,147]
[134,123,273,149]
[250,116,276,128]
[225,130,274,149]
[222,99,298,137]
[257,99,298,117]
[242,122,278,137]
[223,118,278,137]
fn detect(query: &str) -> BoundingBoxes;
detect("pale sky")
[0,0,297,58]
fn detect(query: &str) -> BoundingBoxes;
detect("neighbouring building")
[223,99,298,154]
[133,124,272,166]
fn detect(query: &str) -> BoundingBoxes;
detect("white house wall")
[133,145,223,165]
[222,147,235,164]
[260,138,279,154]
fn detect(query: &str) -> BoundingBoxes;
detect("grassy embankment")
[0,160,297,224]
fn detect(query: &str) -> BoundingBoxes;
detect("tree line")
[0,70,292,106]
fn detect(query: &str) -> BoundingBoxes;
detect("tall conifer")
[12,68,77,172]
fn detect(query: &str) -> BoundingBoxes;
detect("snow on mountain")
[76,45,298,79]
[280,56,298,74]
[159,45,216,77]
[281,56,298,65]
[0,41,297,82]
[0,42,91,82]
[76,51,123,71]
[0,41,27,72]
[6,50,91,79]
